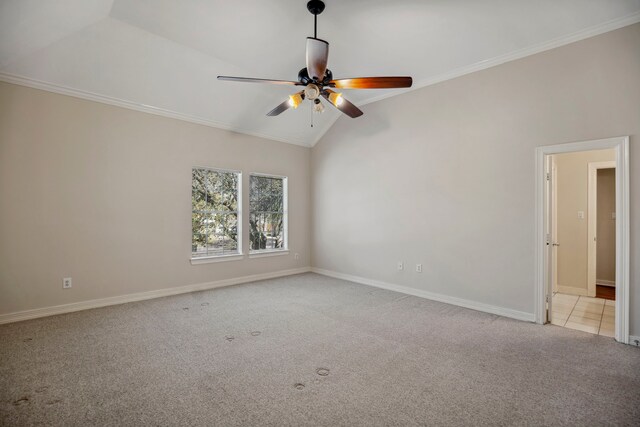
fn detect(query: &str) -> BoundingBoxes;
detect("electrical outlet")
[62,277,72,289]
[577,211,585,219]
[416,264,422,273]
[397,261,404,271]
[294,253,300,260]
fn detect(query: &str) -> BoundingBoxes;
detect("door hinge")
[546,172,551,181]
[546,294,550,303]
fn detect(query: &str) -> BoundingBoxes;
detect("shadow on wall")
[349,110,391,138]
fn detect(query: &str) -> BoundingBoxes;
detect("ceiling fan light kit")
[218,0,412,120]
[313,99,325,113]
[288,92,304,109]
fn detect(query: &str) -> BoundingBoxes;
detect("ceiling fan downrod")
[307,0,325,38]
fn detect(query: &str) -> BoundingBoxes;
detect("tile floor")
[551,293,615,337]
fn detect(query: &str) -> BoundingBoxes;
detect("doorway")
[548,151,615,336]
[535,137,630,344]
[591,164,616,299]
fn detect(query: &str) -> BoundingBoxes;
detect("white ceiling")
[1,0,639,146]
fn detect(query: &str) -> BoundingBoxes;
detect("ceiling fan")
[217,0,412,119]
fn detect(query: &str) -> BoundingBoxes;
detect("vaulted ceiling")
[2,0,639,146]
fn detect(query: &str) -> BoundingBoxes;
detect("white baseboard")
[596,280,616,287]
[311,268,535,322]
[557,285,589,296]
[0,267,311,325]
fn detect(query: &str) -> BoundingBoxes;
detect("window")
[249,174,287,252]
[192,168,241,259]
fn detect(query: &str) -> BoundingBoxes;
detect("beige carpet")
[1,273,639,426]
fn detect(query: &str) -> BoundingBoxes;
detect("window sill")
[190,254,244,265]
[249,250,289,259]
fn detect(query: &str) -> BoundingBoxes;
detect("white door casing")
[535,136,629,344]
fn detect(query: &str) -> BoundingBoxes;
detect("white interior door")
[544,155,554,322]
[551,158,558,293]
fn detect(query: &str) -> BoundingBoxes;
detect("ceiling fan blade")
[267,91,305,116]
[329,76,413,89]
[306,37,329,81]
[322,89,363,118]
[218,76,301,85]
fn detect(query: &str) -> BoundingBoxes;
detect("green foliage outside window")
[192,169,239,257]
[250,176,285,251]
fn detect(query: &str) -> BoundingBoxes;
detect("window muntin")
[192,168,241,258]
[249,174,287,252]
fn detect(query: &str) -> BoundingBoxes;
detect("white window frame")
[190,166,243,264]
[248,173,289,257]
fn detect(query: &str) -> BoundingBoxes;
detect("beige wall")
[0,82,311,315]
[311,24,640,334]
[554,149,615,294]
[597,168,616,284]
[1,24,639,337]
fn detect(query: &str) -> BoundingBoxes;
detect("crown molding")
[0,72,312,148]
[349,11,640,112]
[2,11,638,149]
[309,11,640,147]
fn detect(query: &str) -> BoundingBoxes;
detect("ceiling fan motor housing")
[322,69,333,85]
[298,68,311,85]
[298,68,333,86]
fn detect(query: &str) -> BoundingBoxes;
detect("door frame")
[551,157,558,294]
[534,136,629,344]
[587,161,616,297]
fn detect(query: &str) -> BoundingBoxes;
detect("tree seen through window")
[192,168,240,258]
[250,175,286,251]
